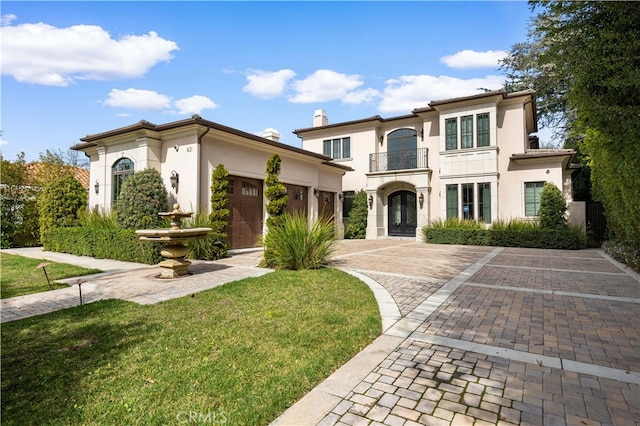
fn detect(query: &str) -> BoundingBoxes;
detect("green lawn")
[0,253,102,299]
[1,267,381,425]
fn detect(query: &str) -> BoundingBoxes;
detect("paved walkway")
[272,241,640,426]
[1,247,268,322]
[2,242,639,425]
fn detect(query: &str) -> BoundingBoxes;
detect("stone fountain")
[136,203,211,278]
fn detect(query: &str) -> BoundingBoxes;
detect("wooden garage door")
[285,184,308,217]
[227,176,263,249]
[319,191,335,222]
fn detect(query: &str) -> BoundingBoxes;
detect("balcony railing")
[369,148,428,172]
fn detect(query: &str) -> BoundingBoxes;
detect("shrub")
[262,211,337,270]
[603,239,640,272]
[39,175,87,245]
[345,190,368,239]
[422,228,491,246]
[1,153,40,248]
[539,182,567,229]
[421,218,586,249]
[115,168,169,229]
[207,164,230,259]
[185,212,227,261]
[44,227,162,264]
[264,154,287,230]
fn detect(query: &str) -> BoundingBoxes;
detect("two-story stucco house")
[294,89,580,240]
[71,115,349,249]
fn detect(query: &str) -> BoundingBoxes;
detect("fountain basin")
[137,227,212,278]
[136,203,212,279]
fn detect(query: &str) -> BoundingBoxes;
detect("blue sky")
[1,1,537,162]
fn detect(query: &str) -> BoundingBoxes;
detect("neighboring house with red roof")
[25,162,90,191]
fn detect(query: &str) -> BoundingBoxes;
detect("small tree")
[39,175,87,246]
[115,168,169,229]
[345,190,368,239]
[539,182,567,229]
[264,154,288,230]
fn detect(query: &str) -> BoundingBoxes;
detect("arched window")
[112,158,134,204]
[387,129,417,170]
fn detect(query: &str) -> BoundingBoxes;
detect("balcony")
[369,148,428,173]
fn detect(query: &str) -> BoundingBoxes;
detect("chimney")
[313,109,328,127]
[262,128,280,142]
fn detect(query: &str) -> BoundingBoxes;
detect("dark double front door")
[388,191,416,237]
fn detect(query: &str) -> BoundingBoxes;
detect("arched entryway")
[388,190,417,237]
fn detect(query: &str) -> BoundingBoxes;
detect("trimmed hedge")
[44,227,163,264]
[422,227,587,250]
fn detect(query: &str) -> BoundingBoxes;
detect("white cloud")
[440,50,508,69]
[1,14,17,26]
[343,88,381,105]
[0,137,9,147]
[378,74,505,113]
[104,89,217,115]
[103,88,172,111]
[289,69,364,103]
[174,95,217,115]
[1,20,179,86]
[243,69,296,99]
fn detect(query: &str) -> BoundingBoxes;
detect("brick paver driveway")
[276,240,640,426]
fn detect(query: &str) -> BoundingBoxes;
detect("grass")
[1,268,381,425]
[427,217,485,229]
[0,253,102,299]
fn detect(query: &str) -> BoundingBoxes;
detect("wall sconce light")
[170,170,179,192]
[313,187,319,197]
[379,134,384,146]
[368,194,374,209]
[419,192,424,209]
[94,180,99,195]
[338,192,344,201]
[420,128,424,141]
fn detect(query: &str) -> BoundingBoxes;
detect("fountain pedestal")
[136,204,211,279]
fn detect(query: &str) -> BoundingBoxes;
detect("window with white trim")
[323,137,351,159]
[461,116,474,149]
[112,158,134,204]
[525,181,544,216]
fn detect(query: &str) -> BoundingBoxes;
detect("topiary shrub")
[115,168,169,229]
[345,190,368,239]
[264,154,288,231]
[39,175,87,246]
[209,164,230,252]
[186,164,229,260]
[539,182,567,229]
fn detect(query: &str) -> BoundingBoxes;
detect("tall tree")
[501,1,640,253]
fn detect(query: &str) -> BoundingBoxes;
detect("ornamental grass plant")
[262,211,337,270]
